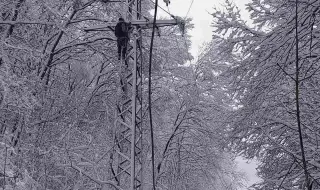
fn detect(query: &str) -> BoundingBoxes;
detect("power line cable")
[148,0,158,189]
[294,0,310,188]
[182,0,195,63]
[184,0,194,19]
[119,0,150,21]
[148,0,175,18]
[167,5,171,15]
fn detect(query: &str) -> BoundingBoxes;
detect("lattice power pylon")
[112,0,144,189]
[111,1,144,189]
[86,1,179,189]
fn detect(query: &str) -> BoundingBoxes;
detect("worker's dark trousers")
[117,37,128,60]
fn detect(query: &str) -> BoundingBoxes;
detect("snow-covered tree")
[209,0,320,189]
[0,0,244,189]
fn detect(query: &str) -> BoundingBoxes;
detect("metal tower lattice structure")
[86,1,180,189]
[112,0,143,189]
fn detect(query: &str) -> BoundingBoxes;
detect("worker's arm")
[114,23,120,37]
[128,22,134,33]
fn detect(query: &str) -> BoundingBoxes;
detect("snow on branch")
[0,21,56,25]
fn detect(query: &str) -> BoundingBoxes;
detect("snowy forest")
[0,0,320,189]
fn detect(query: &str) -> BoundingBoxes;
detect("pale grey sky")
[158,0,251,56]
[157,0,260,189]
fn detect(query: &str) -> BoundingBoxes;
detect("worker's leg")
[121,38,128,59]
[117,38,121,60]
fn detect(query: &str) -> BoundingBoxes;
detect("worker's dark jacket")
[115,21,130,59]
[115,21,128,38]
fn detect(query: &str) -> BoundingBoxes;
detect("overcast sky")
[157,0,251,56]
[157,0,260,188]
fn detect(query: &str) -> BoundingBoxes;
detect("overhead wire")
[147,0,175,18]
[119,0,150,21]
[154,0,194,64]
[166,5,171,15]
[148,0,158,189]
[144,0,194,68]
[294,0,310,188]
[183,0,195,64]
[184,0,194,19]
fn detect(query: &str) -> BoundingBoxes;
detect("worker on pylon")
[115,18,131,60]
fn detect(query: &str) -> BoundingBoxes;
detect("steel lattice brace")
[111,0,143,189]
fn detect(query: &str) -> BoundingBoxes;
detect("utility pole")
[85,0,180,189]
